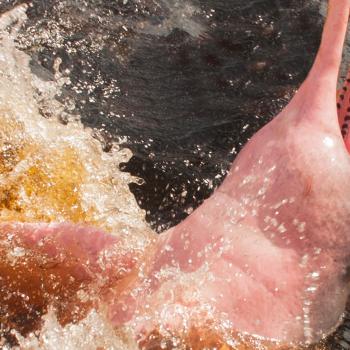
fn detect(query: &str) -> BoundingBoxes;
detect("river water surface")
[0,0,349,349]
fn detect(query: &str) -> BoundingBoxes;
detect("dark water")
[4,0,349,348]
[1,0,322,232]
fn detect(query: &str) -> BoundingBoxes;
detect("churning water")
[0,0,349,349]
[10,0,324,231]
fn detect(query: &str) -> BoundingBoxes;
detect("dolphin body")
[1,0,350,348]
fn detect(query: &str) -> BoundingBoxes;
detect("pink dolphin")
[1,0,350,347]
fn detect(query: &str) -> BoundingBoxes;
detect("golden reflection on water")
[0,112,93,225]
[0,6,343,347]
[0,102,336,350]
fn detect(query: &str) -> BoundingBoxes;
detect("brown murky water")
[0,1,349,349]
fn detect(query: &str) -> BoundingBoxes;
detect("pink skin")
[0,222,135,285]
[1,0,350,346]
[112,0,350,343]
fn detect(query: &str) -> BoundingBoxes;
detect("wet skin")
[1,0,350,347]
[113,0,350,344]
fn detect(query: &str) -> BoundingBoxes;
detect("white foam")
[13,309,138,350]
[0,6,155,348]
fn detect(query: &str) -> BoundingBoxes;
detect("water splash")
[0,4,151,240]
[0,6,153,348]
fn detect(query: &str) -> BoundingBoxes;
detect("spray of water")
[0,5,154,349]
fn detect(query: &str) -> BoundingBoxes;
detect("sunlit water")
[0,0,350,349]
[0,6,150,348]
[12,0,324,232]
